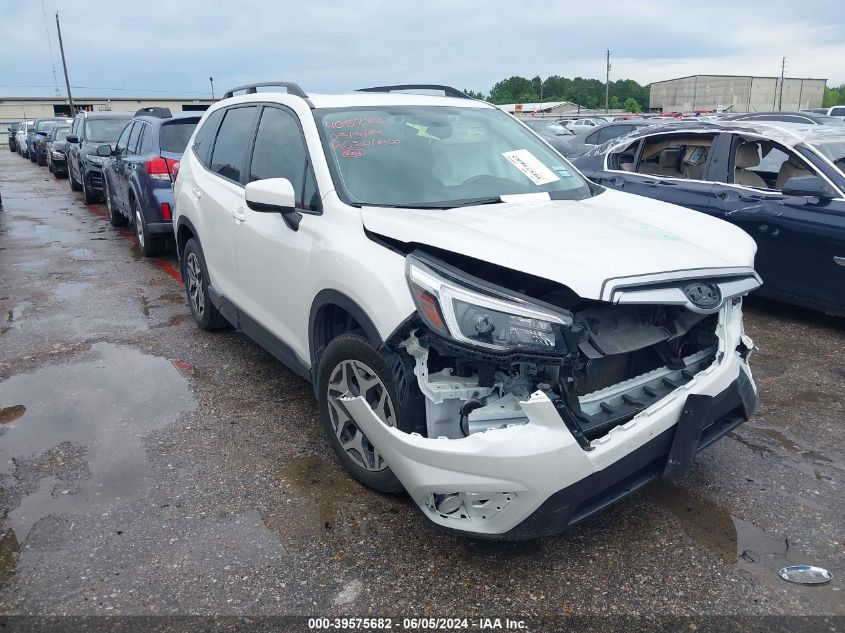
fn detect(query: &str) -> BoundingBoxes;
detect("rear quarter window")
[192,109,225,166]
[160,121,199,154]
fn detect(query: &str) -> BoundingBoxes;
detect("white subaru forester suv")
[173,82,760,540]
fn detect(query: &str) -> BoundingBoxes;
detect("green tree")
[488,76,538,104]
[462,89,486,100]
[609,95,622,110]
[822,85,845,107]
[623,97,642,113]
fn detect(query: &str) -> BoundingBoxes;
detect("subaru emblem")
[682,282,722,310]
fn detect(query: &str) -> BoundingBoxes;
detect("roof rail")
[222,82,308,100]
[357,84,473,100]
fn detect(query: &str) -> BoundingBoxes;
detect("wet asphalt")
[0,150,843,621]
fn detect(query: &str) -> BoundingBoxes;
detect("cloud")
[0,0,842,100]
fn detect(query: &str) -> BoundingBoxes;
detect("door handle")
[835,256,845,267]
[716,191,737,201]
[231,206,246,222]
[191,187,202,200]
[610,177,626,187]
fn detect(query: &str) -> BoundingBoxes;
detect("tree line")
[463,75,650,112]
[823,84,845,107]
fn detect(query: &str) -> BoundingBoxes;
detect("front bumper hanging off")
[339,307,758,540]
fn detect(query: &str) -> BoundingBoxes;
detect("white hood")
[362,188,757,300]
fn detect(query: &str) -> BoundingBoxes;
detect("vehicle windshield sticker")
[327,124,402,158]
[502,149,560,185]
[552,166,573,177]
[405,123,440,139]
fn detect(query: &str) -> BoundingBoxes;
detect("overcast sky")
[1,0,843,99]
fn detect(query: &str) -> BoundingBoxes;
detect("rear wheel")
[29,149,37,163]
[105,188,126,226]
[37,152,47,166]
[317,334,424,493]
[182,238,227,331]
[133,199,164,256]
[69,162,81,191]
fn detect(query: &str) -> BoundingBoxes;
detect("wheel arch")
[309,289,384,381]
[175,216,199,262]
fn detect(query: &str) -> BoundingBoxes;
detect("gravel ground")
[0,150,843,628]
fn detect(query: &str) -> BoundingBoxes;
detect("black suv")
[66,111,133,203]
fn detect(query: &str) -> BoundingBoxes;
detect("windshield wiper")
[357,196,504,210]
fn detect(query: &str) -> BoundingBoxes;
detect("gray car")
[519,118,573,154]
[560,119,660,158]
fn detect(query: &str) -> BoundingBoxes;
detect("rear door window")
[127,123,143,156]
[209,106,258,183]
[192,109,225,167]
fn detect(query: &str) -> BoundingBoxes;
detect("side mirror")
[66,134,79,143]
[782,175,836,200]
[245,178,296,213]
[96,144,113,157]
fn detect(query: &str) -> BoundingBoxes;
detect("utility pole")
[778,56,786,111]
[55,12,75,115]
[605,49,611,112]
[209,77,215,100]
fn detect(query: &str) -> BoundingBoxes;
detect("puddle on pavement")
[54,282,90,301]
[646,482,841,608]
[0,342,195,541]
[729,425,839,481]
[263,455,410,545]
[0,405,26,424]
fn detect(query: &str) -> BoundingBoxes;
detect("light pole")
[209,77,215,100]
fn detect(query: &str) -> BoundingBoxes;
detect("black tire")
[82,172,99,203]
[29,149,37,163]
[316,333,425,493]
[181,238,227,331]
[132,198,164,256]
[37,152,47,167]
[69,163,81,191]
[48,159,54,173]
[105,186,126,226]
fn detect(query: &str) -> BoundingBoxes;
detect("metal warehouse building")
[649,75,826,114]
[1,96,214,145]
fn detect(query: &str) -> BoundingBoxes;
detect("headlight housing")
[86,154,107,165]
[405,254,573,354]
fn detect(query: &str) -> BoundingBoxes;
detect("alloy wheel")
[134,207,145,248]
[325,360,396,471]
[185,252,205,317]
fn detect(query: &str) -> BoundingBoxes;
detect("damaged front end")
[340,252,761,538]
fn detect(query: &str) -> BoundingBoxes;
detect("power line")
[0,84,210,95]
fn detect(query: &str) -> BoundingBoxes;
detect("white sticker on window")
[502,149,561,185]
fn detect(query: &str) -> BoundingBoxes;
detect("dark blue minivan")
[102,109,200,256]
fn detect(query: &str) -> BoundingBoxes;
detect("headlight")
[405,254,572,354]
[51,151,64,158]
[86,155,107,165]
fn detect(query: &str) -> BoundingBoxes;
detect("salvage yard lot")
[0,150,844,618]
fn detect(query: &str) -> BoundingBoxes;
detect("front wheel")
[82,172,99,203]
[105,186,126,226]
[317,334,424,493]
[181,238,228,331]
[69,162,81,191]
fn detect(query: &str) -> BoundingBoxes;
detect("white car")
[172,82,760,540]
[563,118,605,134]
[16,121,33,158]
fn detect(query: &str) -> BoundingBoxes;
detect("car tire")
[37,152,47,167]
[69,163,82,191]
[29,149,37,163]
[132,199,163,256]
[316,333,425,494]
[181,238,228,331]
[82,172,99,203]
[105,188,126,226]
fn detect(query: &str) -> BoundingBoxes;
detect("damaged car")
[173,82,761,540]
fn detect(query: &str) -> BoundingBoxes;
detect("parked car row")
[8,107,199,257]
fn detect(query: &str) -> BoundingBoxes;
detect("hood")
[362,188,757,300]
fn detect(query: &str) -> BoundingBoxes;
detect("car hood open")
[361,189,757,300]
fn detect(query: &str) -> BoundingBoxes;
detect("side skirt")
[206,285,312,383]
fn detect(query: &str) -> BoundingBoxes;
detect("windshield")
[316,106,591,208]
[159,121,199,153]
[35,120,58,133]
[53,126,71,140]
[810,140,845,176]
[85,119,130,143]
